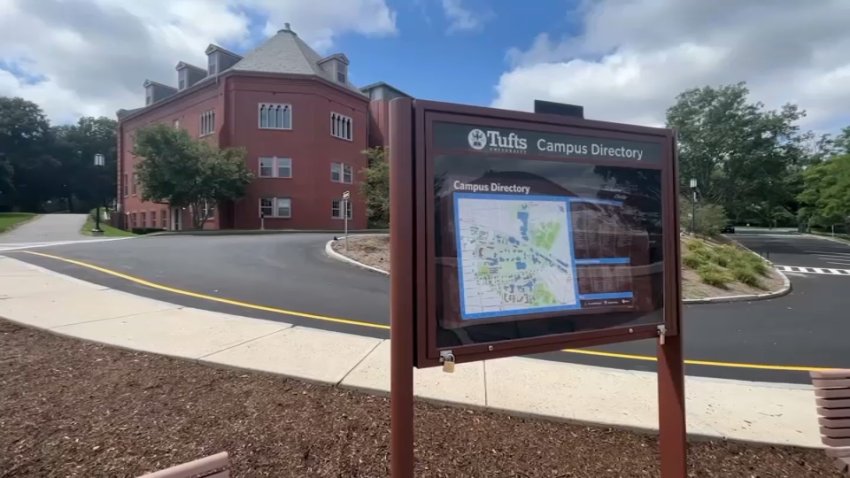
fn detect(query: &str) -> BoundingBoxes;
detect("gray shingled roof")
[230,27,361,93]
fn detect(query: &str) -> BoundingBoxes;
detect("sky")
[1,0,849,135]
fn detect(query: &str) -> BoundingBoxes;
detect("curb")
[325,235,794,304]
[154,229,388,237]
[805,233,850,246]
[324,237,389,276]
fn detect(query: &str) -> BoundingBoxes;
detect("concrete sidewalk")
[0,255,821,448]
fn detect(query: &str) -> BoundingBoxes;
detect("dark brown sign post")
[389,98,685,477]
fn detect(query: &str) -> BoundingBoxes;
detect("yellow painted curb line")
[22,251,831,372]
[23,251,390,331]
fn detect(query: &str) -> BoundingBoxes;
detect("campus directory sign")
[389,99,681,368]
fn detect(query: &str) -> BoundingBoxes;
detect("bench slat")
[819,407,850,418]
[824,436,850,447]
[826,447,850,458]
[811,369,850,380]
[137,452,229,478]
[814,378,850,389]
[816,388,850,399]
[817,398,850,408]
[821,426,850,438]
[821,418,850,428]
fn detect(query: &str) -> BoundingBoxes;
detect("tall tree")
[134,124,252,229]
[360,147,389,227]
[799,154,850,230]
[0,96,57,211]
[52,116,118,212]
[666,83,808,226]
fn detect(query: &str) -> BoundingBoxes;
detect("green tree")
[799,154,850,231]
[666,83,808,226]
[134,124,252,229]
[360,146,389,227]
[52,116,118,212]
[0,96,58,211]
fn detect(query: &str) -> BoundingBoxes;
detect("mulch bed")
[0,318,838,477]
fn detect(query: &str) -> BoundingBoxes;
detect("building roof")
[230,25,362,94]
[204,44,242,59]
[360,81,412,98]
[175,61,206,72]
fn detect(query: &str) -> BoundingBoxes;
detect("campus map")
[455,193,579,319]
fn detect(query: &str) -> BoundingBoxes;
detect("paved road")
[5,231,849,383]
[0,214,92,247]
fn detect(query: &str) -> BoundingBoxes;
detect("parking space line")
[20,250,837,373]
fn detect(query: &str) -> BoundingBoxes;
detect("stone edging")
[325,235,793,304]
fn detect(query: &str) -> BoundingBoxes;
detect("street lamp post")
[93,153,105,235]
[689,178,698,234]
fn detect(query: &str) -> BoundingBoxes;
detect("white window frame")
[200,110,215,136]
[258,157,292,178]
[259,197,291,218]
[331,199,352,220]
[330,112,353,141]
[330,162,353,184]
[258,103,292,130]
[203,200,215,220]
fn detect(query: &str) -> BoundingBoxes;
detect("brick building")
[117,24,409,231]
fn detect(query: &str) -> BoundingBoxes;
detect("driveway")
[0,214,92,247]
[7,231,849,384]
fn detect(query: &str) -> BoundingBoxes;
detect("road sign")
[342,190,350,200]
[388,98,685,477]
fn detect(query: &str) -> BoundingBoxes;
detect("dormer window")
[208,55,217,75]
[145,92,152,106]
[337,71,346,83]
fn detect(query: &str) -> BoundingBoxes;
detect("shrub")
[731,265,762,288]
[682,254,704,269]
[680,198,729,236]
[697,264,733,288]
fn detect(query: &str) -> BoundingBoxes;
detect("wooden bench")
[137,452,230,478]
[811,370,850,475]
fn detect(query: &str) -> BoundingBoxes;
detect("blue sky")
[1,0,848,133]
[227,0,584,108]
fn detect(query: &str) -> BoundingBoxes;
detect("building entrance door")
[171,207,182,231]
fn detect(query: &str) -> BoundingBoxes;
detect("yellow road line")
[22,251,390,331]
[22,250,832,372]
[562,348,831,372]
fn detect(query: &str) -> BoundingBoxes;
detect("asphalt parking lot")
[6,231,849,384]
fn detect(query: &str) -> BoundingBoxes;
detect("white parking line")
[777,265,850,275]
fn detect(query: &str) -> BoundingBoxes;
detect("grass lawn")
[0,212,37,233]
[81,211,136,237]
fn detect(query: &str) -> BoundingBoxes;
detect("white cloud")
[493,0,850,133]
[441,0,491,33]
[0,0,397,123]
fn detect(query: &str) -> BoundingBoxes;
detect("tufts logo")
[468,129,487,150]
[467,128,528,153]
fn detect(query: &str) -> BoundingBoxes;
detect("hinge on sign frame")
[657,324,667,345]
[440,350,455,373]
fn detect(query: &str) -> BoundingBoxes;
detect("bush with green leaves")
[680,198,729,236]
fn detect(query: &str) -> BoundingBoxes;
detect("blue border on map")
[453,192,629,321]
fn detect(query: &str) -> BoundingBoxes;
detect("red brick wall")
[368,99,391,147]
[225,75,369,230]
[119,81,224,230]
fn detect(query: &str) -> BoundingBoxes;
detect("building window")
[178,78,185,90]
[200,110,215,136]
[123,174,128,196]
[204,200,215,220]
[258,103,292,130]
[130,212,137,228]
[131,173,138,195]
[258,157,292,178]
[331,162,353,184]
[331,199,352,219]
[161,210,168,229]
[145,93,152,106]
[151,211,157,228]
[259,197,291,218]
[330,112,352,141]
[208,55,217,75]
[337,71,346,83]
[140,212,147,228]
